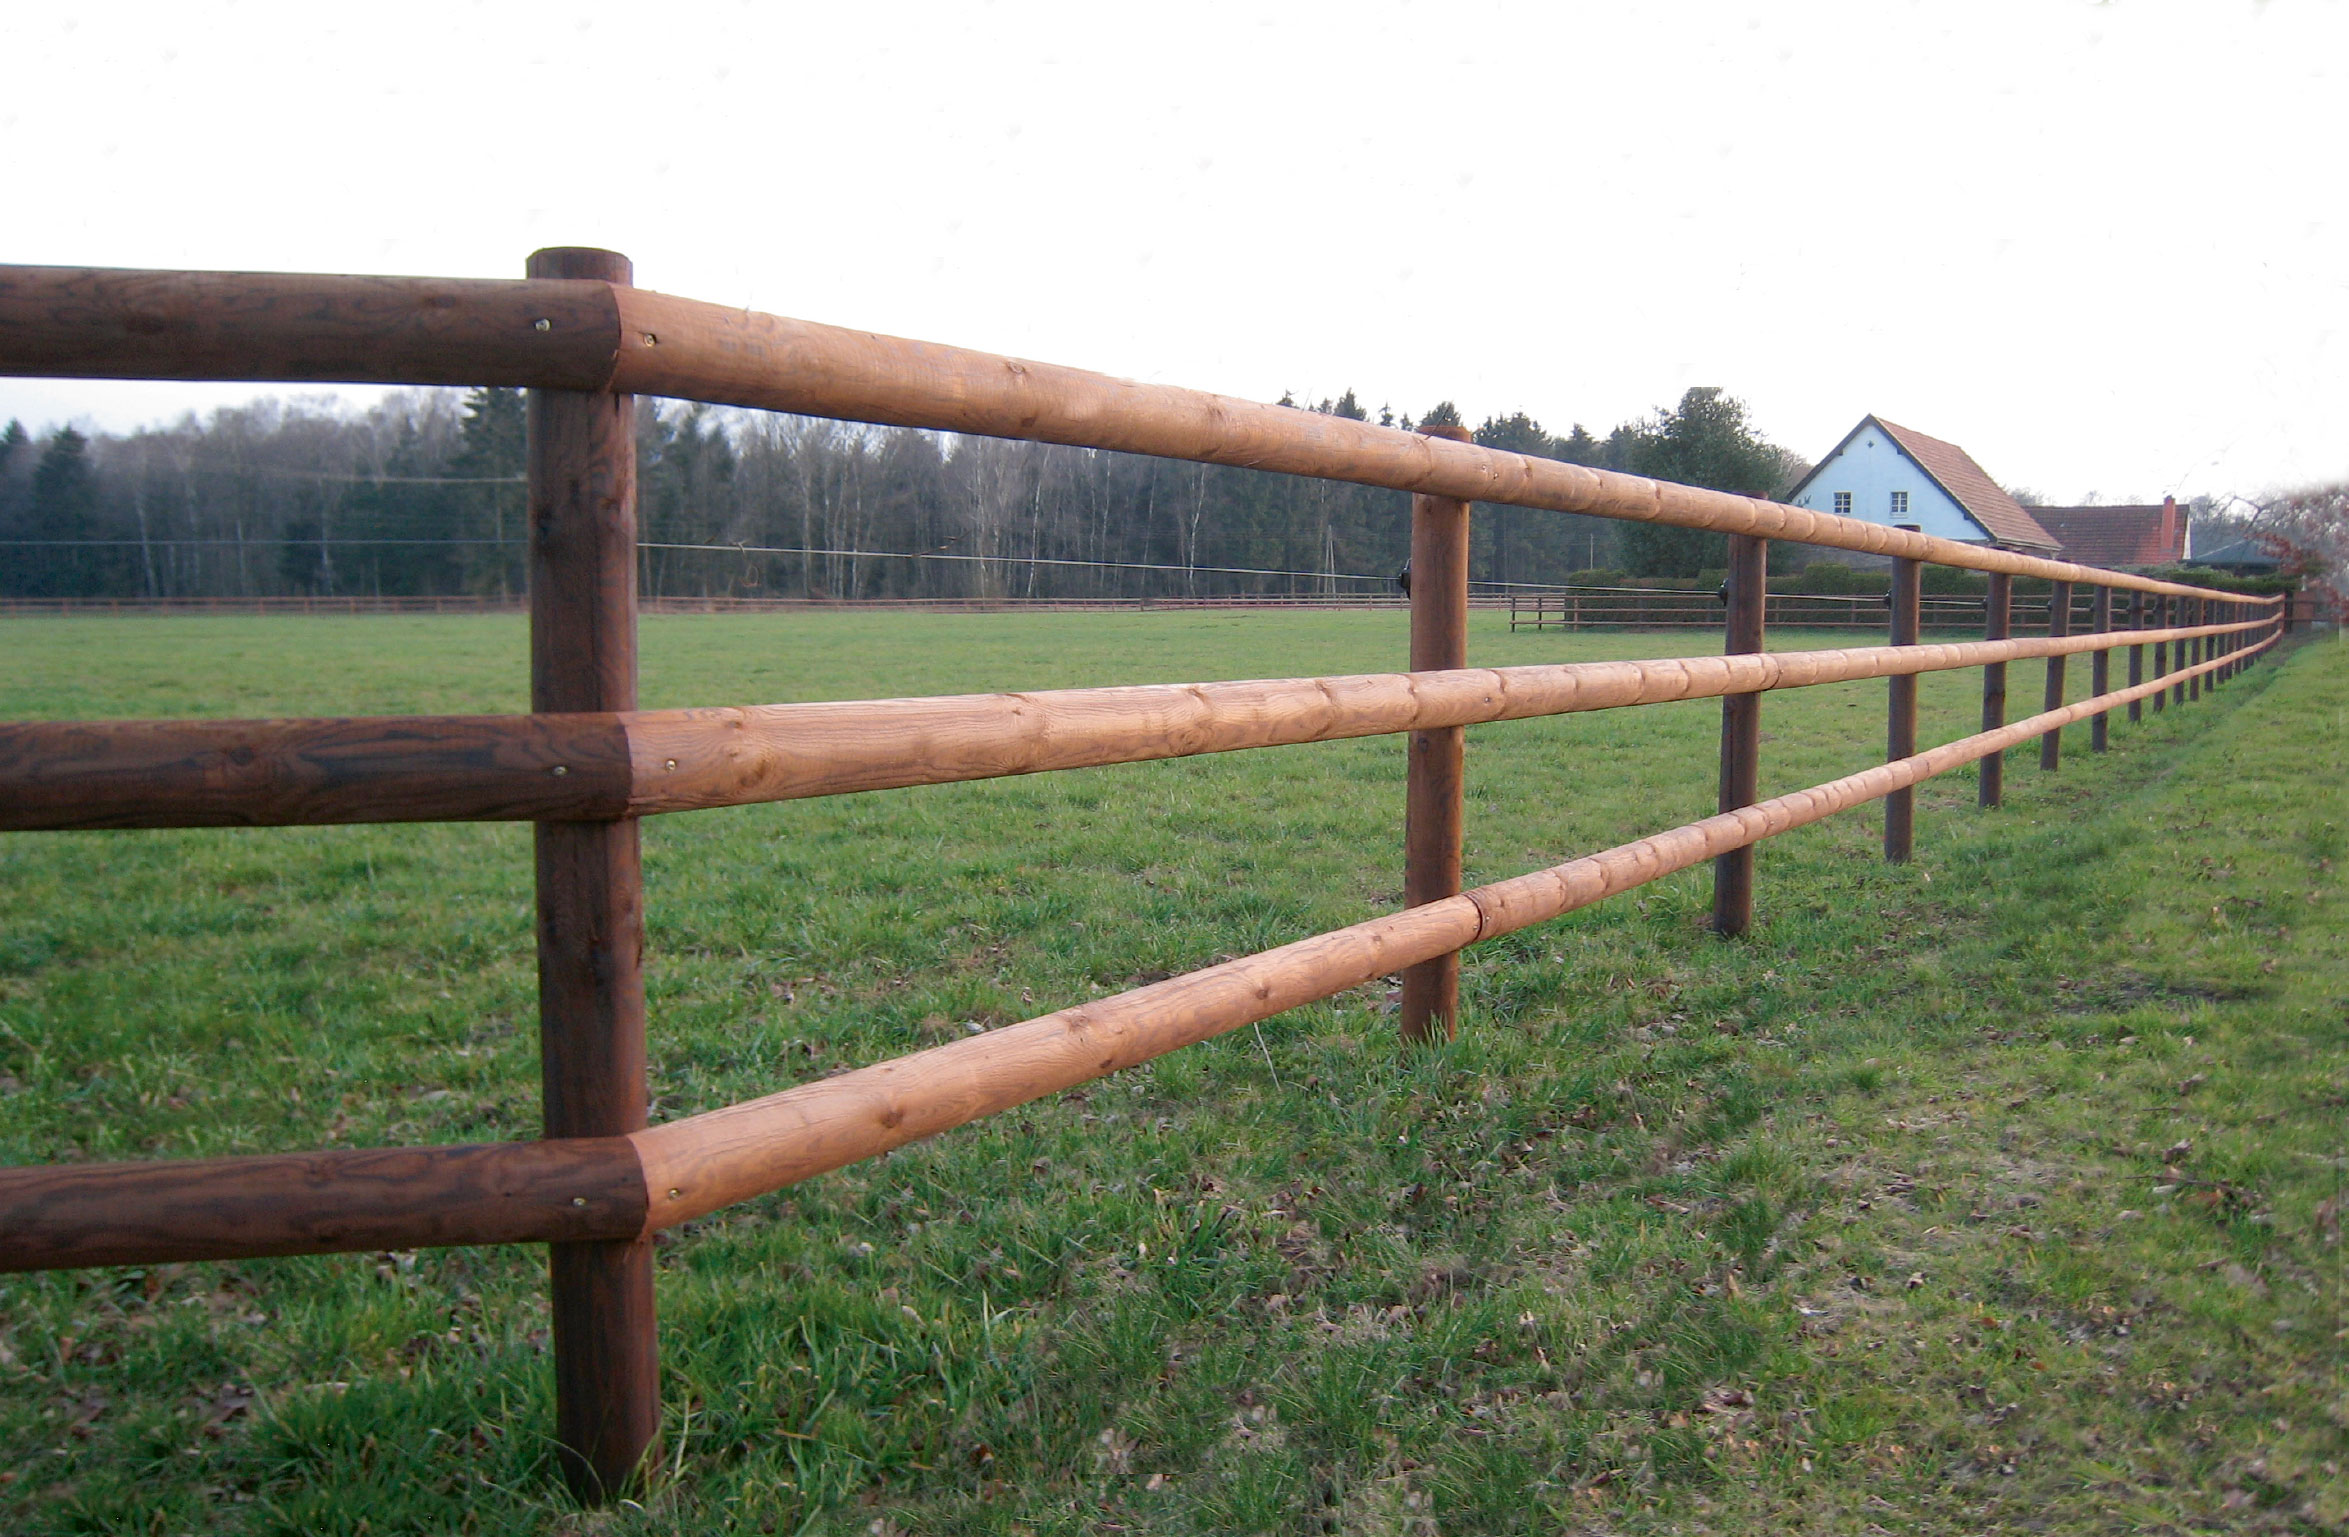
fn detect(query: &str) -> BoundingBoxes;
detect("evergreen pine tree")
[450,387,527,594]
[29,427,104,596]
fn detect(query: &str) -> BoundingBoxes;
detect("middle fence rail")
[0,618,2275,833]
[0,253,2288,1500]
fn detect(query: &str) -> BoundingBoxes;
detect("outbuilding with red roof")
[2027,500,2188,569]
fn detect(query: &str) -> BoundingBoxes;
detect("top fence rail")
[0,263,2273,607]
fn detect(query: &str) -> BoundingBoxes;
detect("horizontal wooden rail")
[0,264,2277,607]
[0,634,2264,1273]
[0,266,621,388]
[0,1138,646,1271]
[0,618,2271,832]
[627,632,2270,1226]
[0,713,631,829]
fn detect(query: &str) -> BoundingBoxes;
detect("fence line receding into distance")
[0,253,2289,1503]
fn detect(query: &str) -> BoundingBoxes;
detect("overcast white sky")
[4,0,2341,504]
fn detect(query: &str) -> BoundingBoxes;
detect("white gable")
[1789,426,1986,544]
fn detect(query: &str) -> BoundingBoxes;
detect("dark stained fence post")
[1884,539,1922,862]
[2171,596,2188,708]
[2127,590,2145,723]
[1979,572,2011,808]
[2040,580,2071,770]
[2089,585,2113,752]
[2189,597,2204,702]
[2153,597,2170,712]
[1400,423,1473,1043]
[1712,533,1767,935]
[527,246,660,1503]
[2203,596,2214,690]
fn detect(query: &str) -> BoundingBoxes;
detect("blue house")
[1785,416,2059,553]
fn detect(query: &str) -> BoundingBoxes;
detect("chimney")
[2161,495,2178,561]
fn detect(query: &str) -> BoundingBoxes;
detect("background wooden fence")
[0,251,2287,1502]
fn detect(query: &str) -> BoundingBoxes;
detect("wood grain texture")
[2041,581,2072,771]
[4,639,2255,1278]
[2154,598,2171,713]
[605,284,2271,605]
[629,899,1485,1228]
[0,1139,646,1272]
[619,620,2261,814]
[2127,591,2145,725]
[627,633,2274,1232]
[1980,573,2012,808]
[2188,599,2204,702]
[0,260,2275,609]
[1884,556,1922,862]
[1712,535,1767,936]
[2,634,2267,1275]
[526,245,659,1505]
[1401,426,1472,1044]
[2090,586,2113,752]
[2,622,2266,832]
[0,265,620,386]
[2171,598,2189,708]
[1461,635,2268,946]
[0,713,630,830]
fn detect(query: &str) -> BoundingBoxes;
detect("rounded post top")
[1418,423,1474,444]
[528,248,633,285]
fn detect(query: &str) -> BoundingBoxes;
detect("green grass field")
[1,612,2341,1536]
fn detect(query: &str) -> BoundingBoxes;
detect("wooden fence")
[1512,588,2075,632]
[0,252,2288,1502]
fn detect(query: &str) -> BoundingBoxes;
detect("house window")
[1890,490,1909,517]
[1833,491,1852,516]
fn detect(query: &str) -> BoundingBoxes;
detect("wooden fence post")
[1712,533,1767,934]
[2188,597,2204,702]
[1884,539,1922,861]
[1400,423,1473,1043]
[2153,597,2170,712]
[527,246,660,1502]
[2039,580,2072,770]
[1979,572,2011,808]
[2171,597,2188,708]
[2089,585,2112,752]
[2127,590,2144,723]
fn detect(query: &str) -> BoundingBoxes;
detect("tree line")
[0,385,1815,601]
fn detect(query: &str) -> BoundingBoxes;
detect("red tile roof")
[2026,503,2186,570]
[1873,419,2061,551]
